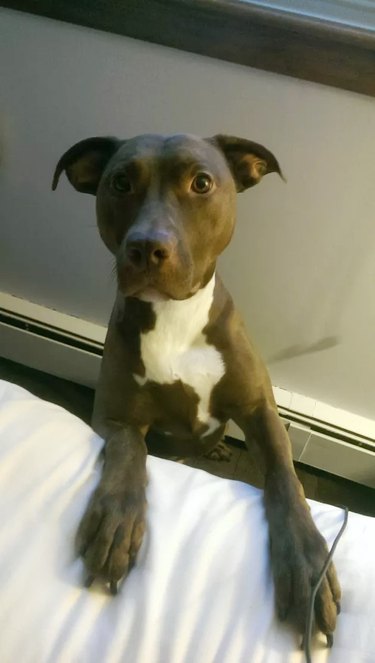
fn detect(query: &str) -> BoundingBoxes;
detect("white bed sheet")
[0,379,374,663]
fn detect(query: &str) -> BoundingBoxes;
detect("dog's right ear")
[52,137,122,195]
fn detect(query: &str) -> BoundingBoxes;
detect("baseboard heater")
[1,291,374,489]
[0,292,105,389]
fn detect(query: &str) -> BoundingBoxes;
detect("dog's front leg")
[76,423,147,593]
[236,403,341,640]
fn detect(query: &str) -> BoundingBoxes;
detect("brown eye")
[112,173,133,193]
[191,172,213,194]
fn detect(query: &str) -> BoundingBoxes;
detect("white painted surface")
[0,290,106,344]
[0,321,101,388]
[135,275,224,435]
[300,431,375,488]
[1,9,375,428]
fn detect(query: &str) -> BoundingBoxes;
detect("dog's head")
[53,133,282,300]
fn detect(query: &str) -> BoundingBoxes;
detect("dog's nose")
[125,231,174,270]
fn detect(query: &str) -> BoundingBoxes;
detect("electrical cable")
[304,505,349,663]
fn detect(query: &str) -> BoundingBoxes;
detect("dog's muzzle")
[117,229,193,299]
[125,230,176,272]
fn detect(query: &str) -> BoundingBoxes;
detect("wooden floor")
[0,356,374,517]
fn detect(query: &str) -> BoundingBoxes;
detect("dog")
[53,133,340,642]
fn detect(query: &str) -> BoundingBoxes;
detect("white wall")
[1,8,375,421]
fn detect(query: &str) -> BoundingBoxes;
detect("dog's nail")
[278,607,288,622]
[78,540,89,558]
[84,574,95,588]
[336,600,341,615]
[128,557,136,573]
[110,580,118,595]
[326,633,334,648]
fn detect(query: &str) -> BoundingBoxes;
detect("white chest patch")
[134,275,225,436]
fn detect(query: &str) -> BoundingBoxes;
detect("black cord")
[304,506,349,663]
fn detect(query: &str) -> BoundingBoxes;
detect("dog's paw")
[76,487,146,591]
[204,440,232,462]
[270,509,341,639]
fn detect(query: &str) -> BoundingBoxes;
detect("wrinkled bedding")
[0,379,374,663]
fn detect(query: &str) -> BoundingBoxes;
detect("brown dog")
[53,133,340,642]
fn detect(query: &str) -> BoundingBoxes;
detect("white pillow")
[0,379,374,662]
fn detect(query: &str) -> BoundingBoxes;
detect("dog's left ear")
[209,134,284,192]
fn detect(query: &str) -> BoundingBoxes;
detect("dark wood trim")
[2,0,375,97]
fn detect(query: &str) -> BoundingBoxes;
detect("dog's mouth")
[117,271,195,302]
[116,250,197,301]
[133,286,170,303]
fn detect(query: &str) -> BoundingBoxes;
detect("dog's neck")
[116,273,218,338]
[148,273,216,343]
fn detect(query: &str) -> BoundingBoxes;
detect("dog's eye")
[112,174,133,193]
[191,173,213,194]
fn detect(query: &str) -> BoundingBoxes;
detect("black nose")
[125,231,173,269]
